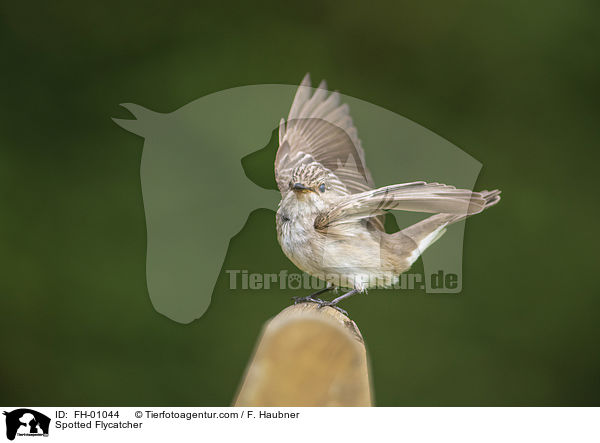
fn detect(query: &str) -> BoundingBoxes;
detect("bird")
[275,74,500,315]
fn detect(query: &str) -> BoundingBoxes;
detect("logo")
[113,82,484,324]
[3,409,50,441]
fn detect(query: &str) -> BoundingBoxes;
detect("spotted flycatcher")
[275,74,500,314]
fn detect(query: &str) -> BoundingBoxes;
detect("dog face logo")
[3,409,50,441]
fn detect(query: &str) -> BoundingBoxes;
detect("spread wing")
[315,182,497,230]
[275,73,375,197]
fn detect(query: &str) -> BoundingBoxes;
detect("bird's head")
[289,163,331,200]
[279,163,341,219]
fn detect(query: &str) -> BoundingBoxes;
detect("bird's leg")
[292,284,333,305]
[328,288,360,305]
[317,289,360,316]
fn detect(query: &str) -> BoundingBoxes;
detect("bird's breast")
[277,211,323,271]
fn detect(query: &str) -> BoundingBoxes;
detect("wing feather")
[275,74,375,198]
[315,182,497,230]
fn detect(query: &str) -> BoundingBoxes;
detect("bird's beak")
[292,183,312,193]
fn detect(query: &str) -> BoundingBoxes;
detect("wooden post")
[233,303,372,406]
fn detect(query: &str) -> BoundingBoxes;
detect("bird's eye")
[318,183,326,193]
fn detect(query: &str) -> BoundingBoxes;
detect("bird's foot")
[292,286,334,305]
[292,295,325,305]
[316,301,348,317]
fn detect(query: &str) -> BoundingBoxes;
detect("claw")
[292,295,325,305]
[317,301,348,316]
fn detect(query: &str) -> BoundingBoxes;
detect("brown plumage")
[275,74,500,312]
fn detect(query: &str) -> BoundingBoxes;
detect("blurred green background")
[1,0,598,406]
